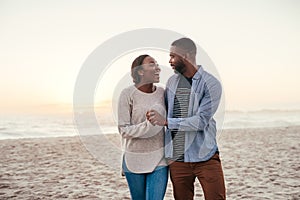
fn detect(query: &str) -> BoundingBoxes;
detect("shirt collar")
[174,65,203,80]
[192,65,203,80]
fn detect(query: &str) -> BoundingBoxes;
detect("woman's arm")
[118,90,163,139]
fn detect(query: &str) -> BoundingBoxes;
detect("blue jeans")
[123,160,168,200]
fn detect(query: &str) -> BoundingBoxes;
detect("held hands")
[146,110,167,126]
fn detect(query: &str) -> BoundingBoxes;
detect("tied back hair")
[131,54,149,84]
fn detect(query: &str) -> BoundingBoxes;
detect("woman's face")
[140,56,161,84]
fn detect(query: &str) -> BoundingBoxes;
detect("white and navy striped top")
[171,75,192,161]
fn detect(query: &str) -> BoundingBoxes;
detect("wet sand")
[0,126,299,199]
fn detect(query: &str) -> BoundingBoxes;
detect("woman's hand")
[146,110,167,126]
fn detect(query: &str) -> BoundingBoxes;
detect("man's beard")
[174,60,186,74]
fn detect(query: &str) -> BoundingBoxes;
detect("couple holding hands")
[118,38,226,200]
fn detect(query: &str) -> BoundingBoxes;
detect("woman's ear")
[137,69,144,76]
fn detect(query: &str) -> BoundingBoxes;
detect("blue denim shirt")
[165,66,222,162]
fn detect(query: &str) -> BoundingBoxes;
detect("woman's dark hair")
[131,54,149,84]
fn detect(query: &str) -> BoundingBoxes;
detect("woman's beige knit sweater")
[118,85,167,173]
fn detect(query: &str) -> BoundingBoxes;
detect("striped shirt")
[171,76,192,161]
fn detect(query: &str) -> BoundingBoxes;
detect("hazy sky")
[1,0,300,113]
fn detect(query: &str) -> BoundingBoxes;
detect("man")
[147,38,226,200]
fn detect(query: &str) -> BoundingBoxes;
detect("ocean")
[1,110,300,140]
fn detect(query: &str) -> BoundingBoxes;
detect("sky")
[0,0,300,114]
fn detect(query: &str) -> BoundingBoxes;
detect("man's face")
[169,46,186,74]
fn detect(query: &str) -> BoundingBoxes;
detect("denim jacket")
[165,66,222,162]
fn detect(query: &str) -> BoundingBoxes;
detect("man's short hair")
[171,38,197,55]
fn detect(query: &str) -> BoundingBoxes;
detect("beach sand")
[0,126,299,199]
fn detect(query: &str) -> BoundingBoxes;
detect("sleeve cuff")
[167,118,181,129]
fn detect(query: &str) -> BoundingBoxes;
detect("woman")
[118,54,168,200]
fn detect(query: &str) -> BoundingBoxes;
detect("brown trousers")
[168,153,226,200]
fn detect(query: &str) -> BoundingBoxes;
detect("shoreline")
[1,125,300,141]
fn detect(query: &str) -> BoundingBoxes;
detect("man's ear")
[182,52,188,60]
[184,52,190,60]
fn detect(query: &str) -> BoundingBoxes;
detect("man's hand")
[146,110,167,126]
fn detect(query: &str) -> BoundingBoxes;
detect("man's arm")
[149,79,222,131]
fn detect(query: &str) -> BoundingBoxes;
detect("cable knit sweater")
[118,85,167,173]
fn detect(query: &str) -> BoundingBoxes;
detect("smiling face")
[139,56,161,84]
